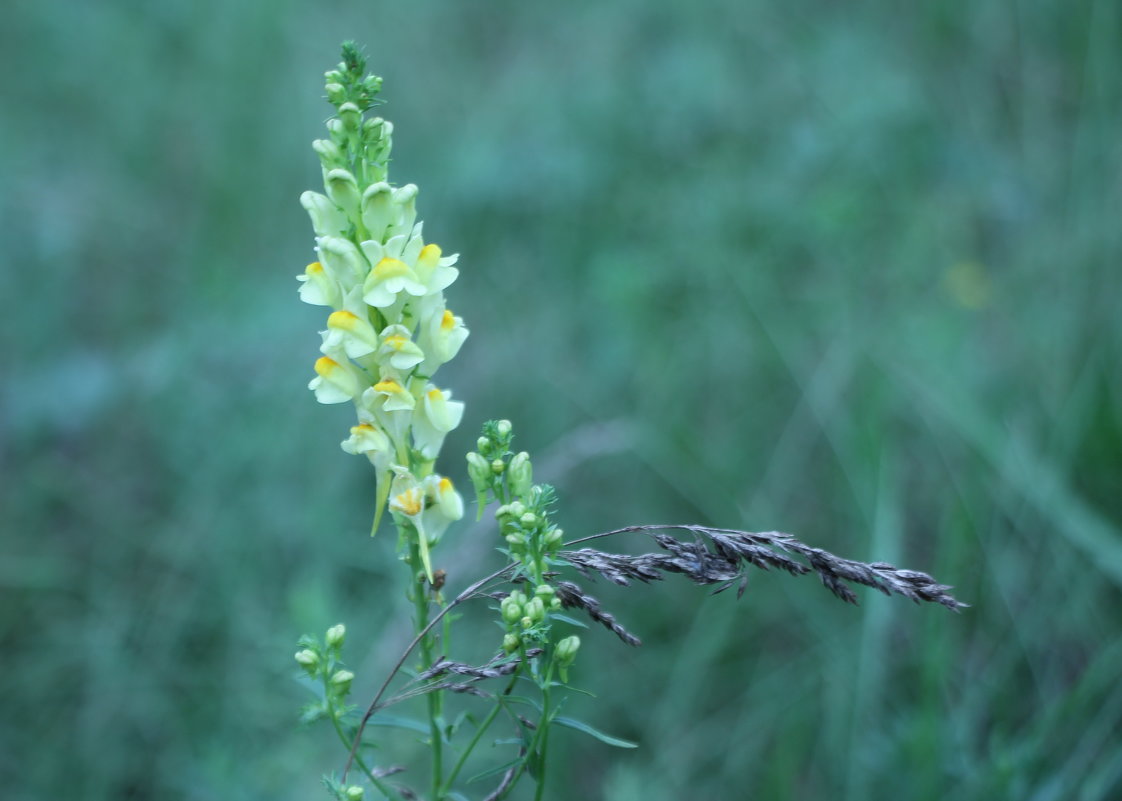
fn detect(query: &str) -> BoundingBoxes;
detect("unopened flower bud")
[501,595,523,624]
[520,616,533,629]
[294,649,319,674]
[519,512,537,528]
[324,70,344,83]
[556,635,581,665]
[502,633,521,653]
[535,584,555,599]
[466,453,491,519]
[330,669,355,693]
[312,139,343,169]
[544,528,564,550]
[508,451,532,498]
[525,597,546,623]
[556,635,580,680]
[360,182,394,239]
[392,183,418,209]
[325,169,361,217]
[550,596,562,611]
[367,119,392,146]
[363,116,386,138]
[325,623,346,648]
[325,82,346,104]
[345,786,364,801]
[476,436,489,452]
[496,420,512,437]
[491,458,505,475]
[338,102,362,131]
[466,452,490,489]
[508,501,526,518]
[504,533,525,546]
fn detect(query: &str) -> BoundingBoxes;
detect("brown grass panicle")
[560,524,967,611]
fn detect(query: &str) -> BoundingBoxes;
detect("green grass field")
[3,1,1121,798]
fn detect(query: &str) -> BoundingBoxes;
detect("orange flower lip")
[373,257,410,279]
[328,310,360,329]
[419,243,442,266]
[314,356,341,376]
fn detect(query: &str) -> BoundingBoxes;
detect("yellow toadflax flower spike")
[298,47,466,578]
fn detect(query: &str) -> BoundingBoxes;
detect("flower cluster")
[295,624,368,800]
[295,623,355,719]
[468,421,581,677]
[297,46,467,581]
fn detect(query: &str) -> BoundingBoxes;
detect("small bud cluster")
[467,419,509,512]
[498,584,563,653]
[468,422,580,675]
[295,623,355,723]
[298,47,468,581]
[322,774,366,801]
[324,43,383,112]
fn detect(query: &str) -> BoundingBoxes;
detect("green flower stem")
[329,713,397,800]
[491,656,554,801]
[322,672,400,800]
[530,661,555,801]
[409,537,444,800]
[529,536,545,587]
[439,670,521,795]
[343,563,516,782]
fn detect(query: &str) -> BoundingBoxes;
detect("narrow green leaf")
[502,694,543,712]
[467,755,523,784]
[553,683,596,698]
[362,715,430,735]
[445,710,469,739]
[552,716,638,748]
[550,613,589,629]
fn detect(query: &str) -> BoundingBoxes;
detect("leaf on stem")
[552,716,638,748]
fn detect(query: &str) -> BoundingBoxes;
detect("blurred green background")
[3,0,1121,798]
